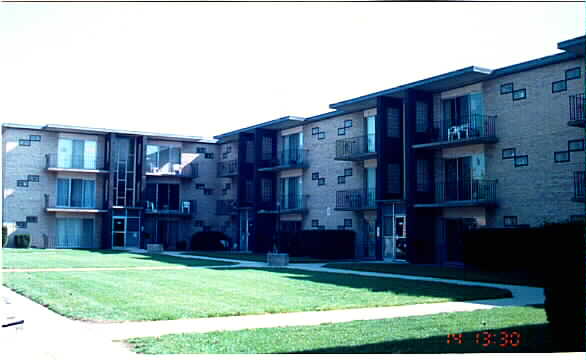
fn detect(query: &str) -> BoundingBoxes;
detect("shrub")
[2,226,7,248]
[176,240,187,251]
[280,230,355,260]
[190,231,229,251]
[14,234,31,248]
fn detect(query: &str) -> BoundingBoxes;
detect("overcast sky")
[0,3,582,139]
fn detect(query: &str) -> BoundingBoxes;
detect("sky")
[0,3,583,139]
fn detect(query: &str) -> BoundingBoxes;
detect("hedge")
[190,231,229,251]
[14,234,31,248]
[277,230,355,260]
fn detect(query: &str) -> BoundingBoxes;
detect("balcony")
[216,200,238,215]
[145,163,198,179]
[413,114,497,150]
[335,188,376,211]
[414,179,498,208]
[144,200,195,217]
[44,194,107,214]
[258,194,308,215]
[335,134,376,161]
[258,149,309,172]
[573,171,584,202]
[45,153,108,174]
[217,160,239,177]
[568,93,585,127]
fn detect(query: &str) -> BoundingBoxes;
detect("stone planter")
[267,252,289,266]
[147,244,164,253]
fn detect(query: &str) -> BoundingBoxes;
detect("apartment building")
[2,35,584,265]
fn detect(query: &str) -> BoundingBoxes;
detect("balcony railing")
[217,160,239,177]
[258,149,308,171]
[44,194,106,213]
[335,188,376,210]
[144,200,195,216]
[415,179,497,207]
[335,134,376,161]
[569,93,585,126]
[145,163,198,178]
[45,153,107,171]
[216,200,237,215]
[573,171,584,202]
[437,114,497,143]
[279,194,308,212]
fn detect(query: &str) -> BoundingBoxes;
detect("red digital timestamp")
[446,331,522,348]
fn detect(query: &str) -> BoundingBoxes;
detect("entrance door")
[113,217,126,248]
[239,210,249,251]
[113,216,141,249]
[382,204,408,261]
[363,218,376,258]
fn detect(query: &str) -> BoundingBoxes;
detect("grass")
[182,251,329,263]
[1,249,236,269]
[127,305,551,354]
[2,267,511,321]
[325,263,544,287]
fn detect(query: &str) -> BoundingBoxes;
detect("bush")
[176,240,187,251]
[2,226,7,248]
[14,234,31,248]
[279,230,355,260]
[190,231,229,251]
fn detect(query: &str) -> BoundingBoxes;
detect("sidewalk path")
[1,250,546,358]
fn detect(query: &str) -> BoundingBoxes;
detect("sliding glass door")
[57,139,97,169]
[56,178,96,208]
[56,218,94,248]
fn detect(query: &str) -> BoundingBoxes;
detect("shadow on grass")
[69,249,237,267]
[290,323,553,354]
[211,267,513,302]
[182,251,330,263]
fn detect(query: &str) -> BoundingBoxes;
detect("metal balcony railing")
[335,134,376,160]
[45,153,107,171]
[433,179,497,204]
[216,200,237,215]
[145,163,198,178]
[260,149,308,170]
[144,200,195,216]
[217,160,238,177]
[44,194,105,211]
[432,114,497,143]
[278,194,307,211]
[335,188,376,210]
[574,171,584,201]
[569,93,585,125]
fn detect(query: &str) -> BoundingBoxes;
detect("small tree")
[2,226,7,248]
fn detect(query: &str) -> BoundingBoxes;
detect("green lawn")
[325,263,544,287]
[2,267,511,321]
[182,251,328,263]
[127,305,550,354]
[1,249,236,269]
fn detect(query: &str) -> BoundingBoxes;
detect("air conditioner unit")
[182,201,191,214]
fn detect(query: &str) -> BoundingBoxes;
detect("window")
[311,127,320,135]
[225,183,231,190]
[337,176,345,184]
[19,139,31,146]
[514,155,528,167]
[204,189,213,195]
[502,148,516,159]
[344,168,353,177]
[222,153,228,159]
[512,89,526,101]
[26,216,38,223]
[552,80,567,93]
[194,220,204,227]
[387,163,401,194]
[280,177,302,209]
[416,159,430,192]
[386,108,401,138]
[337,128,346,136]
[205,152,214,159]
[226,146,232,153]
[311,219,319,227]
[56,218,94,248]
[554,151,570,163]
[500,83,514,94]
[16,180,28,187]
[196,147,206,153]
[27,175,40,182]
[415,101,429,133]
[261,136,273,160]
[318,178,326,186]
[57,179,96,208]
[261,178,272,202]
[504,216,518,227]
[58,138,97,169]
[145,183,180,210]
[442,93,484,127]
[568,139,584,152]
[344,119,353,128]
[29,135,41,141]
[312,172,319,180]
[344,218,352,227]
[203,226,212,232]
[317,132,326,140]
[566,67,581,80]
[195,183,205,190]
[16,221,27,228]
